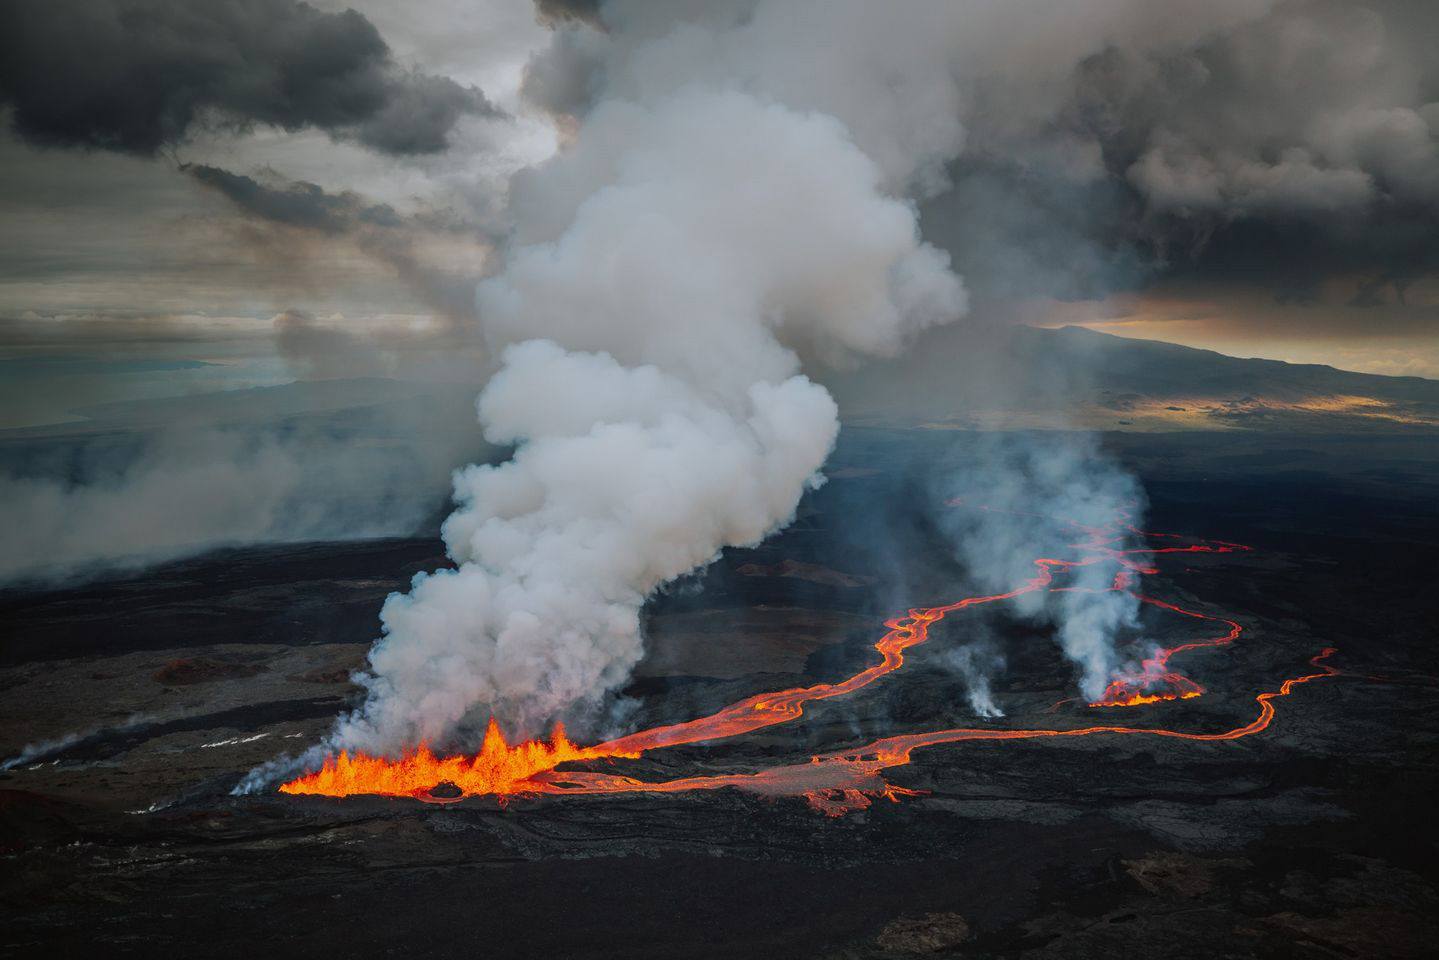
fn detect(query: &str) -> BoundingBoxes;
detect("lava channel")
[277,507,1337,811]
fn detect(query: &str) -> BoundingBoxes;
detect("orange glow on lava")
[278,505,1345,814]
[279,718,636,801]
[1095,689,1203,707]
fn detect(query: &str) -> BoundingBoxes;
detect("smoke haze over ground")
[0,312,488,585]
[0,421,462,585]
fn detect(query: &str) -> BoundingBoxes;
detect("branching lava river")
[280,505,1345,814]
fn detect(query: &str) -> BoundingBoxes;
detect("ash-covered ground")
[3,429,1438,959]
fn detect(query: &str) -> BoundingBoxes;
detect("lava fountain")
[280,718,636,801]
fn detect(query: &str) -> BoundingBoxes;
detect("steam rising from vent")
[935,432,1146,702]
[333,87,964,753]
[946,645,1005,719]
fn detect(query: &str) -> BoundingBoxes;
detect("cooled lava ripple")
[279,504,1344,814]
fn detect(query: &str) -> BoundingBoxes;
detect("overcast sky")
[2,0,1438,432]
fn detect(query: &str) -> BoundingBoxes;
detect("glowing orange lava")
[535,648,1340,815]
[279,718,636,801]
[1086,595,1243,708]
[278,505,1343,813]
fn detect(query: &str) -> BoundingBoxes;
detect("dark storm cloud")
[181,163,402,234]
[1053,1,1439,304]
[0,0,499,158]
[958,0,1439,305]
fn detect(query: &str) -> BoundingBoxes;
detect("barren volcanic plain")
[3,426,1437,959]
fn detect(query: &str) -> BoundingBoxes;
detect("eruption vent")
[281,718,635,801]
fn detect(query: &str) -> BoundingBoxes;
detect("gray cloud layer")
[181,163,483,323]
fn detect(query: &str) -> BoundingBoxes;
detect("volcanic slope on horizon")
[3,326,1436,456]
[837,325,1439,432]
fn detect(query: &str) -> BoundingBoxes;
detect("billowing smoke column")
[334,88,964,752]
[329,0,1272,756]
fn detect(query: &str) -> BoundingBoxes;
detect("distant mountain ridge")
[2,325,1434,441]
[1039,325,1438,401]
[837,324,1439,432]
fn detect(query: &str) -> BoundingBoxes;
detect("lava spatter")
[278,718,636,801]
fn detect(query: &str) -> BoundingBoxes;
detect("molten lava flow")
[278,505,1345,814]
[536,648,1342,816]
[279,718,635,801]
[593,561,1065,756]
[281,551,1074,799]
[1086,595,1244,707]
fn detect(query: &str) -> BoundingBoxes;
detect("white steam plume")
[935,431,1146,702]
[334,87,964,752]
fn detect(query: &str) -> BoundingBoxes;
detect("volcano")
[2,427,1437,958]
